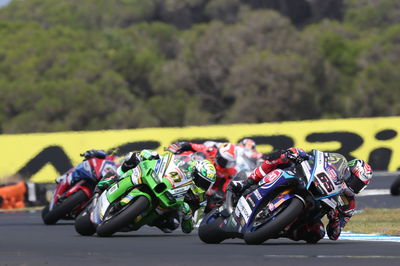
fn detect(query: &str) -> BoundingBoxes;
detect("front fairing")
[90,153,193,225]
[300,150,348,209]
[50,176,70,209]
[230,169,297,233]
[145,153,194,207]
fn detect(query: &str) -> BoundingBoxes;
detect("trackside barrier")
[0,181,26,209]
[0,181,49,209]
[1,116,400,183]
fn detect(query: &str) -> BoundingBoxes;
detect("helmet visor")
[216,154,235,168]
[192,170,213,191]
[346,174,366,194]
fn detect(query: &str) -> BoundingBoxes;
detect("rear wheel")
[244,197,304,245]
[390,177,400,196]
[96,196,149,237]
[42,190,89,225]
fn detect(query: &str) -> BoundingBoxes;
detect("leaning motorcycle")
[198,150,349,245]
[41,156,117,225]
[74,153,196,237]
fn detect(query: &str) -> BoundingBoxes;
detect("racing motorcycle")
[74,153,198,237]
[198,150,349,245]
[41,155,117,225]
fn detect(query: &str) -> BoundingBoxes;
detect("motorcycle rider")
[167,141,237,194]
[228,147,373,243]
[235,138,265,175]
[237,139,264,161]
[55,149,117,186]
[95,149,217,234]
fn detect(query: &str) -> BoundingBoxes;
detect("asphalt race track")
[1,172,400,266]
[356,172,400,209]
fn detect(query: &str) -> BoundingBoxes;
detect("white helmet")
[345,159,373,194]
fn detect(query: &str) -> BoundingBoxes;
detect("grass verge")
[338,208,400,235]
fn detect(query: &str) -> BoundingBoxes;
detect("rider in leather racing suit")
[167,141,237,195]
[229,147,373,243]
[235,138,265,175]
[95,149,216,234]
[55,149,118,186]
[167,141,237,213]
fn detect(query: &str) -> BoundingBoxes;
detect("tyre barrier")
[0,181,50,209]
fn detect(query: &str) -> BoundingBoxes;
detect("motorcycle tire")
[75,209,96,236]
[96,196,149,237]
[244,197,304,245]
[198,204,233,244]
[198,216,226,244]
[390,176,400,196]
[41,205,50,221]
[42,190,89,225]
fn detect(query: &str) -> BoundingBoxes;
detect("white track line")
[334,232,400,243]
[358,189,390,196]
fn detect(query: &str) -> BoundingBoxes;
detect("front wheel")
[198,207,229,244]
[42,190,89,225]
[96,196,149,237]
[244,197,304,245]
[75,209,96,236]
[390,176,400,196]
[198,216,226,244]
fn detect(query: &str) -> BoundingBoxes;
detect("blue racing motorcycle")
[198,150,349,245]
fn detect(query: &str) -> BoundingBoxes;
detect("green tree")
[345,0,400,30]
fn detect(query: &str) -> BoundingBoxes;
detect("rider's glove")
[93,185,103,195]
[166,141,192,154]
[95,172,117,193]
[285,148,309,164]
[80,149,107,160]
[228,178,256,195]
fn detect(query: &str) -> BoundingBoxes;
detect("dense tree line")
[0,0,399,133]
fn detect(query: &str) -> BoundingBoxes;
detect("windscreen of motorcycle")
[160,155,193,200]
[305,150,348,198]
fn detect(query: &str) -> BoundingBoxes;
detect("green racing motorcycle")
[74,152,198,237]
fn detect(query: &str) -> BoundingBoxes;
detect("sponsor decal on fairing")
[236,196,252,223]
[108,183,118,194]
[130,167,142,185]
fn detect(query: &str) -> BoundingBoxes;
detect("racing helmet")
[238,138,256,151]
[345,159,373,194]
[216,143,237,168]
[189,160,216,192]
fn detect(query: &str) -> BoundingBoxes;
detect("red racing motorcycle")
[41,153,117,225]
